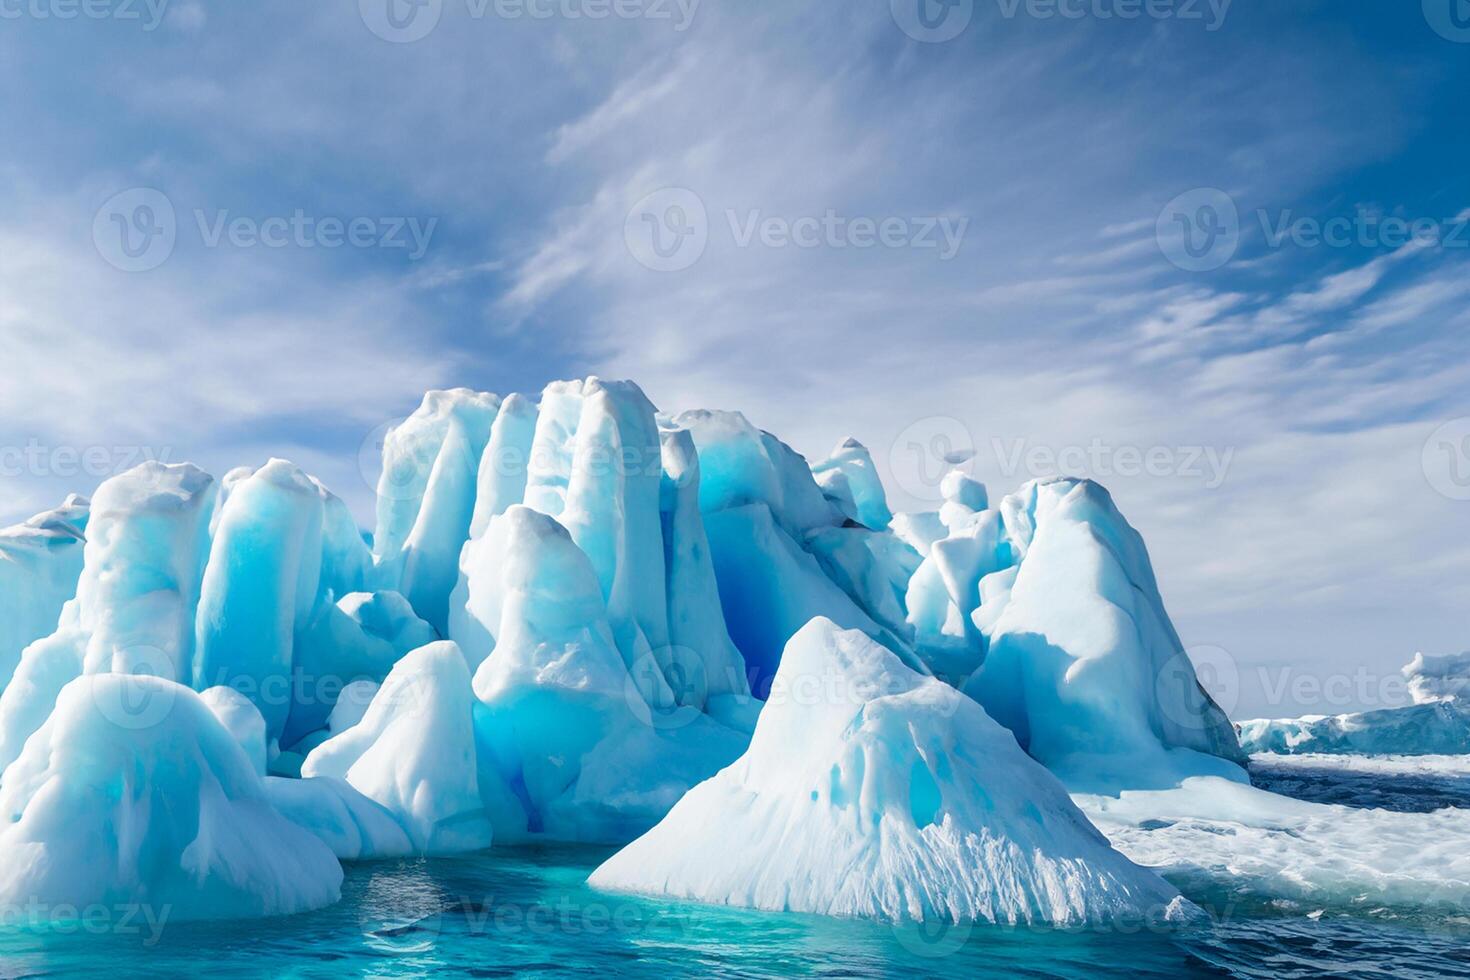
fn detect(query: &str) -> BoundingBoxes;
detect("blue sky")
[2,0,1468,716]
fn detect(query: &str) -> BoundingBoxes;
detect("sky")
[2,0,1468,718]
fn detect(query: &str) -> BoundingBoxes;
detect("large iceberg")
[0,375,1252,925]
[1239,651,1470,756]
[591,619,1184,924]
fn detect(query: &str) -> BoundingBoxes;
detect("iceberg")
[200,685,270,776]
[960,478,1245,790]
[374,388,500,635]
[195,460,400,749]
[0,674,342,920]
[301,641,493,853]
[0,463,217,773]
[1238,652,1470,756]
[590,619,1183,924]
[0,376,1250,925]
[1404,650,1470,703]
[262,775,414,860]
[1238,702,1470,756]
[460,504,747,842]
[811,437,893,530]
[0,496,89,691]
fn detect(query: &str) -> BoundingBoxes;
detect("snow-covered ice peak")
[590,618,1184,924]
[811,436,892,530]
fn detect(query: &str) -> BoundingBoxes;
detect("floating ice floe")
[1076,775,1470,915]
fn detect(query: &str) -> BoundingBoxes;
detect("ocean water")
[2,765,1468,978]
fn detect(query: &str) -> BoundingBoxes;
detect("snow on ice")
[3,375,1457,927]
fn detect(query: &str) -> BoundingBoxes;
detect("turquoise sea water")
[2,770,1469,979]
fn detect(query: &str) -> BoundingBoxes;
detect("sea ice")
[1077,776,1470,915]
